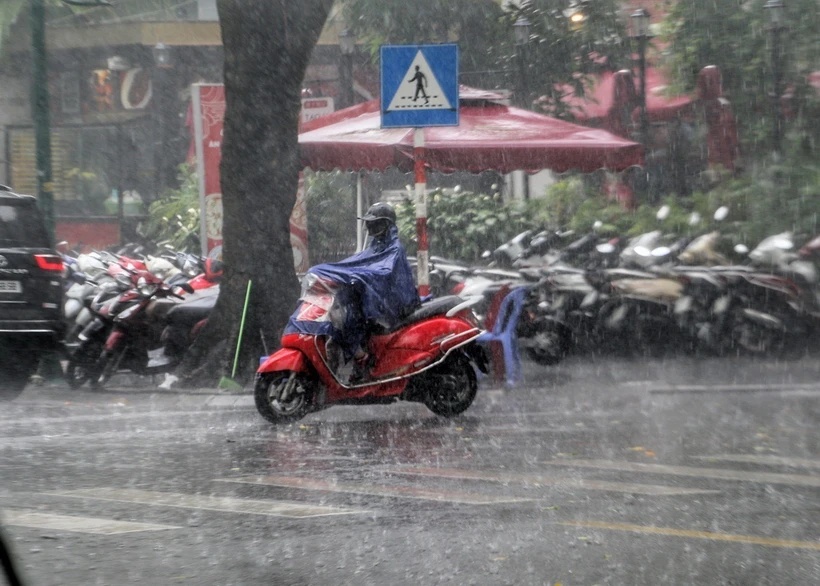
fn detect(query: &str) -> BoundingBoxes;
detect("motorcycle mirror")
[656,205,670,221]
[481,250,492,259]
[593,220,603,231]
[714,206,730,221]
[652,246,672,257]
[634,246,652,257]
[734,243,749,254]
[596,243,615,254]
[689,212,701,226]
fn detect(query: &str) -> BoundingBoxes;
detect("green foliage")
[397,188,529,262]
[509,0,629,116]
[544,156,820,252]
[143,164,201,252]
[304,170,357,263]
[343,0,628,113]
[663,0,820,158]
[342,0,506,76]
[525,176,589,229]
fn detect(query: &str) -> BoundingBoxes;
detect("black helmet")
[360,202,397,224]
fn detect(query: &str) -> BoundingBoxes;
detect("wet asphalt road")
[1,355,819,586]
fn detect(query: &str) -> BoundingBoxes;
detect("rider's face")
[366,219,390,238]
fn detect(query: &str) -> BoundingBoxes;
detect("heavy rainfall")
[1,0,819,584]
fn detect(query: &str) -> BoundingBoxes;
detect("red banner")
[191,84,226,259]
[191,83,309,270]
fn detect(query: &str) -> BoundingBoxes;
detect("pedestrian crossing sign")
[380,44,459,128]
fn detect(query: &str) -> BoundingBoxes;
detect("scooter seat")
[390,295,463,331]
[166,295,217,327]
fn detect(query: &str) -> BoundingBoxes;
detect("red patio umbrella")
[561,68,694,136]
[299,87,643,174]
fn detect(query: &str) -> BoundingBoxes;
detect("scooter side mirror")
[689,212,701,226]
[593,220,603,231]
[734,244,749,255]
[656,205,670,221]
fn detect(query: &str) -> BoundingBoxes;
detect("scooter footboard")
[258,348,309,374]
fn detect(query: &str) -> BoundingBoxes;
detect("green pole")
[30,0,54,240]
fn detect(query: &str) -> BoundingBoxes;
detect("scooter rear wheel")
[255,371,314,424]
[422,355,477,417]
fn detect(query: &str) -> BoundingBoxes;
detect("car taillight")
[34,254,64,272]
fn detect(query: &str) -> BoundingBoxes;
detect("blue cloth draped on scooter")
[285,224,420,358]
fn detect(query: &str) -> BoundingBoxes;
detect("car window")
[0,202,50,248]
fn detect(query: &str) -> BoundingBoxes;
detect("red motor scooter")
[255,276,488,424]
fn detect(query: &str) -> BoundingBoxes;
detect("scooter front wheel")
[255,371,314,424]
[65,340,104,389]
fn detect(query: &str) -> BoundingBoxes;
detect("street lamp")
[152,42,173,68]
[765,0,787,157]
[630,8,652,151]
[338,29,355,109]
[513,17,531,110]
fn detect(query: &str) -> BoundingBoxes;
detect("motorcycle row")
[59,243,223,389]
[427,207,820,366]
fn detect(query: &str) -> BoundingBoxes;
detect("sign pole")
[414,127,429,297]
[380,43,458,298]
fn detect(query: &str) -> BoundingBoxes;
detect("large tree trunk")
[179,0,334,386]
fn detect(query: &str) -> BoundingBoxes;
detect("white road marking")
[692,454,820,470]
[47,487,368,518]
[650,383,820,394]
[545,460,820,488]
[559,521,820,551]
[1,509,178,535]
[215,475,533,505]
[390,467,719,496]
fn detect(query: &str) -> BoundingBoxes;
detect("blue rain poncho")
[285,224,419,358]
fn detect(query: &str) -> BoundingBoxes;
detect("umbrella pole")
[356,171,364,252]
[414,127,429,297]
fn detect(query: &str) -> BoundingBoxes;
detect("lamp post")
[152,42,174,197]
[513,16,532,201]
[765,0,787,157]
[513,17,531,109]
[29,0,111,240]
[630,8,652,152]
[30,0,54,238]
[338,29,355,109]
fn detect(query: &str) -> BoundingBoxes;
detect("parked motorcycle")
[255,273,488,424]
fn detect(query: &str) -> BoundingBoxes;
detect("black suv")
[0,185,64,400]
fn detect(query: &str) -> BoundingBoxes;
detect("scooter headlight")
[137,276,156,297]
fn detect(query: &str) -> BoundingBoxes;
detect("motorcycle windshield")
[284,225,419,358]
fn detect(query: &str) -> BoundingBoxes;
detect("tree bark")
[179,0,334,386]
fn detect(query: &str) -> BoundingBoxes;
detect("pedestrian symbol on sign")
[386,51,453,112]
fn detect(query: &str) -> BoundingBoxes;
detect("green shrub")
[397,188,529,262]
[143,164,200,252]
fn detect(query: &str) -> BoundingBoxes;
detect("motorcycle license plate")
[0,280,22,294]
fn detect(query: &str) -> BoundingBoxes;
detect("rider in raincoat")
[285,202,420,378]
